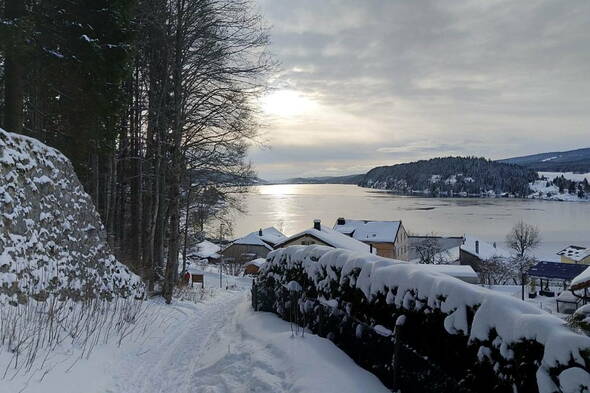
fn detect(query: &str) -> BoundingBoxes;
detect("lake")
[231,184,590,261]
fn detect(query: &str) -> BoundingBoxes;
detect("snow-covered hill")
[499,147,590,172]
[0,129,143,304]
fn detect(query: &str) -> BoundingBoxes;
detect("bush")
[255,246,590,393]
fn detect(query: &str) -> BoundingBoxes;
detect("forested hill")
[498,147,590,172]
[359,157,538,196]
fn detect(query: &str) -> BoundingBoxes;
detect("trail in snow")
[108,291,247,393]
[107,286,388,393]
[3,270,388,393]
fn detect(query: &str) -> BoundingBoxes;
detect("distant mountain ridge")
[498,147,590,172]
[268,147,590,192]
[272,173,364,185]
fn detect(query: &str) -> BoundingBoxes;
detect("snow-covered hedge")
[255,245,590,393]
[0,129,144,304]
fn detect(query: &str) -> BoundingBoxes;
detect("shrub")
[255,246,590,393]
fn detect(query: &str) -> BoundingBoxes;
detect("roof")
[460,235,511,260]
[191,240,221,259]
[418,264,478,280]
[244,258,266,268]
[571,265,590,291]
[231,227,286,250]
[333,219,401,243]
[528,261,588,281]
[408,236,464,261]
[276,226,374,254]
[558,245,590,262]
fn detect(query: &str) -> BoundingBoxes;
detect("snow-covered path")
[106,288,388,393]
[3,272,388,393]
[108,291,246,393]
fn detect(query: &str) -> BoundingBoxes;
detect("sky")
[251,0,590,180]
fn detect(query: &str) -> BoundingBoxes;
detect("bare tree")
[478,256,514,286]
[414,237,443,264]
[506,220,540,300]
[506,220,540,258]
[413,235,453,264]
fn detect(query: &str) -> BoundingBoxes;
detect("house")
[459,235,511,272]
[222,227,286,263]
[557,245,590,265]
[275,219,374,254]
[187,240,221,263]
[333,218,408,260]
[408,235,464,264]
[244,258,266,275]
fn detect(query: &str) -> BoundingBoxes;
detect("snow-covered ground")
[1,271,388,393]
[539,172,590,182]
[488,285,568,318]
[529,180,589,202]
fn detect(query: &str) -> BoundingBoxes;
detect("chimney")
[337,217,345,225]
[475,240,480,254]
[259,228,263,236]
[313,219,321,231]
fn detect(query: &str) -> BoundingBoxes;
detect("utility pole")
[219,223,223,289]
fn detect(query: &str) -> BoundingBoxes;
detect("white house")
[222,227,286,262]
[333,218,409,260]
[275,219,374,254]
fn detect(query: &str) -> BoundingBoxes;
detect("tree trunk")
[3,0,25,134]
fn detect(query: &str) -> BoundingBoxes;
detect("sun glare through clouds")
[261,89,318,118]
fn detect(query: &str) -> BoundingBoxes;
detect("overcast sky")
[251,0,590,180]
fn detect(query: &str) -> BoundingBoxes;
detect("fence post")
[252,280,257,311]
[392,315,406,391]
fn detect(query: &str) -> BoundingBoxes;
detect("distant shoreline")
[252,183,590,203]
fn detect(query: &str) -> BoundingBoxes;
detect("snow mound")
[0,129,143,304]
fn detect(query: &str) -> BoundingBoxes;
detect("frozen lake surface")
[232,184,590,261]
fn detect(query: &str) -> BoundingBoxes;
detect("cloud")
[253,0,590,179]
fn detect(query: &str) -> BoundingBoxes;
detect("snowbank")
[259,245,590,392]
[0,128,143,303]
[229,301,390,393]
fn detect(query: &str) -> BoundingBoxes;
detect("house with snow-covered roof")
[558,245,590,265]
[244,258,266,275]
[333,218,409,260]
[222,227,286,263]
[275,219,375,255]
[459,235,511,272]
[187,240,221,263]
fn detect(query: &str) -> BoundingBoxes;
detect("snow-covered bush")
[0,295,148,380]
[255,246,590,393]
[0,129,144,303]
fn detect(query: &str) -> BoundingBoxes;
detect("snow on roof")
[460,235,511,260]
[193,240,221,258]
[419,264,478,280]
[232,227,286,250]
[244,258,266,268]
[333,219,401,243]
[558,245,590,262]
[277,225,374,254]
[571,265,590,290]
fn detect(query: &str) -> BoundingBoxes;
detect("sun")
[261,89,318,118]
